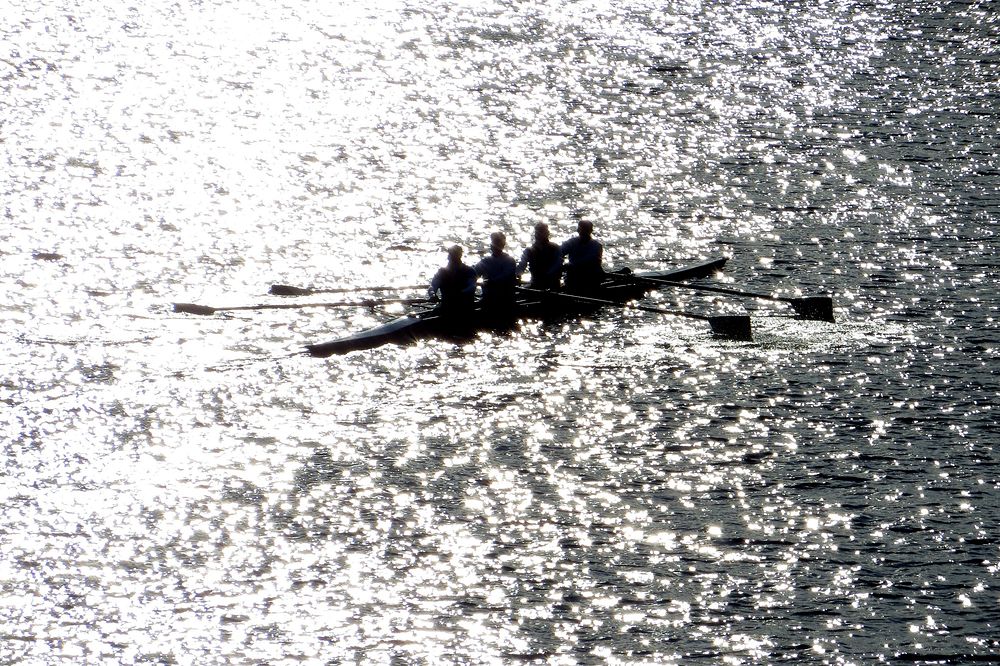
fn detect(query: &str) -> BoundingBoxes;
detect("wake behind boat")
[305,257,729,357]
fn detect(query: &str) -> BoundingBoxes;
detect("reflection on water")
[3,0,998,663]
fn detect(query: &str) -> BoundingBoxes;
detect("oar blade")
[708,315,753,341]
[173,303,217,316]
[789,296,835,322]
[269,284,313,296]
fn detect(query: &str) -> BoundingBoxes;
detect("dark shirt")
[429,262,477,311]
[516,241,562,290]
[560,236,604,290]
[474,252,517,306]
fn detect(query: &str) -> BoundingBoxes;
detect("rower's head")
[490,232,506,253]
[577,220,594,238]
[533,223,550,242]
[446,245,463,264]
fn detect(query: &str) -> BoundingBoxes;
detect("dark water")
[2,1,998,664]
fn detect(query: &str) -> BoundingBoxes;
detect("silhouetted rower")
[516,223,562,290]
[428,245,477,315]
[474,232,517,315]
[560,220,604,293]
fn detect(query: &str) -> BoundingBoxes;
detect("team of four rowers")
[428,220,604,315]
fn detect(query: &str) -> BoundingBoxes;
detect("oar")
[517,287,752,341]
[173,297,430,316]
[269,282,425,296]
[614,274,835,322]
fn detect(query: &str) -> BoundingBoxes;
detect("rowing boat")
[305,257,727,357]
[305,257,728,357]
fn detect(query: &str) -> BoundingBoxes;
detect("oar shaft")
[270,283,425,296]
[625,274,775,301]
[174,297,429,316]
[517,287,751,340]
[619,274,835,322]
[517,287,706,321]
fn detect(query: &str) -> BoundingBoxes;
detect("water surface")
[2,1,998,663]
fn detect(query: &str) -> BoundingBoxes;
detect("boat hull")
[632,256,727,282]
[306,256,726,357]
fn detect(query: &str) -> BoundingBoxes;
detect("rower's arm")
[428,270,442,299]
[515,249,529,276]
